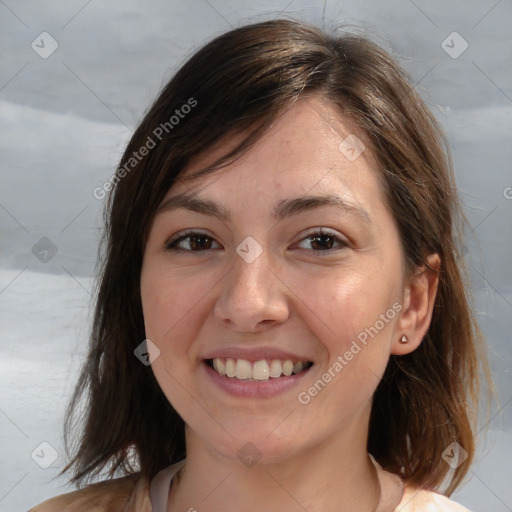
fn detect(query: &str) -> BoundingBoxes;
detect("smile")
[207,357,313,381]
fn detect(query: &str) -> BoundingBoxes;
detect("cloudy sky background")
[0,1,511,510]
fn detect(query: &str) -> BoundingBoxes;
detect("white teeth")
[269,359,282,378]
[216,358,225,376]
[211,358,310,380]
[225,358,236,377]
[235,359,252,379]
[252,360,269,380]
[282,360,294,376]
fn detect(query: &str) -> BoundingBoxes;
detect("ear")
[392,253,441,355]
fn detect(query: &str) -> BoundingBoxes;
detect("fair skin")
[140,97,440,512]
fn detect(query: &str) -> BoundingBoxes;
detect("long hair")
[61,18,488,495]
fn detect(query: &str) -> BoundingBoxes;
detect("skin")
[140,97,440,512]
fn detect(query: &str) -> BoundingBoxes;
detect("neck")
[168,418,380,512]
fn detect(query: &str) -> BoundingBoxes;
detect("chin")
[198,418,306,466]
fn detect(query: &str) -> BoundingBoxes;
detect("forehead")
[163,97,385,215]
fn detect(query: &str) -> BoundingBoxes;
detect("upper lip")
[201,347,313,362]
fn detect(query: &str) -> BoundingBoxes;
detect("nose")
[213,245,290,332]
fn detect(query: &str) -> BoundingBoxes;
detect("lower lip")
[202,362,312,398]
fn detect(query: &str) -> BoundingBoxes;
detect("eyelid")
[300,227,344,240]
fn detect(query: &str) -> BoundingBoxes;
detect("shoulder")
[397,485,473,512]
[28,473,151,512]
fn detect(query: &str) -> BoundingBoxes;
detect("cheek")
[140,268,194,359]
[140,270,201,411]
[294,265,400,363]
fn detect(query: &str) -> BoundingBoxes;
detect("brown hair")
[61,18,488,495]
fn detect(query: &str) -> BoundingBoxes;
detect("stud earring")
[400,335,408,344]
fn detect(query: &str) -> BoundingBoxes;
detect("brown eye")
[166,232,220,252]
[309,233,336,250]
[295,229,349,254]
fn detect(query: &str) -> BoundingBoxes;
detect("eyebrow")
[156,192,372,225]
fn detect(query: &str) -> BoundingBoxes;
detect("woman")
[30,18,487,512]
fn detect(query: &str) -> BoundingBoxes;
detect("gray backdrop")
[0,1,511,511]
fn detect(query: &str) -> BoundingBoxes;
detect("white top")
[148,458,472,512]
[29,456,473,511]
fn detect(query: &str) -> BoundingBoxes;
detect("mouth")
[206,357,313,381]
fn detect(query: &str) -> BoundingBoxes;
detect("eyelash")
[165,228,349,255]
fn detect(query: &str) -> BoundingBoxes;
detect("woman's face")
[141,97,410,464]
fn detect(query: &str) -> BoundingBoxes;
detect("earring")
[400,335,408,344]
